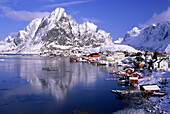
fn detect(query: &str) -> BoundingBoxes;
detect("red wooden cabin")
[129,77,138,84]
[130,72,142,79]
[125,68,134,75]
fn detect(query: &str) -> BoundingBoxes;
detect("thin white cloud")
[37,0,55,2]
[139,7,170,28]
[45,0,93,8]
[82,17,100,23]
[0,6,50,21]
[9,32,18,36]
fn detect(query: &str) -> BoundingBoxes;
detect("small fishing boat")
[151,92,167,96]
[110,90,122,94]
[109,71,117,74]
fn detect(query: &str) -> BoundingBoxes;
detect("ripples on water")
[0,56,128,114]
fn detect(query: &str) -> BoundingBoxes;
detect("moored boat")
[151,92,167,96]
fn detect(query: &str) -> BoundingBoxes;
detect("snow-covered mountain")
[122,22,170,52]
[0,36,16,52]
[114,37,124,44]
[1,8,114,54]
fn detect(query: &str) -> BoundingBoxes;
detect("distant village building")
[154,59,169,71]
[113,52,125,59]
[129,77,138,84]
[157,54,167,60]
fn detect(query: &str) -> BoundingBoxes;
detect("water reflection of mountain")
[18,57,99,100]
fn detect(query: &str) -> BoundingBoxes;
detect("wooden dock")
[111,89,143,94]
[104,78,119,81]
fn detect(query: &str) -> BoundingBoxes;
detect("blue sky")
[0,0,169,40]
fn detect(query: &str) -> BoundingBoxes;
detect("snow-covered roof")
[129,77,138,80]
[142,85,160,91]
[131,72,142,75]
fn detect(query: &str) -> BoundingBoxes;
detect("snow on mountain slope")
[14,18,42,52]
[114,38,124,44]
[9,8,113,53]
[100,44,138,52]
[82,44,138,53]
[122,22,170,52]
[0,36,16,52]
[0,8,139,54]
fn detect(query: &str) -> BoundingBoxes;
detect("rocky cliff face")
[2,8,113,53]
[122,22,170,52]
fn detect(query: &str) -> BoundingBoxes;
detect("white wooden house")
[154,59,169,71]
[113,52,125,60]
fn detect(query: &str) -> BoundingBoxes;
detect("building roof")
[142,85,160,91]
[129,77,138,80]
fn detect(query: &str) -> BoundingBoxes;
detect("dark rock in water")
[0,89,12,91]
[42,67,58,71]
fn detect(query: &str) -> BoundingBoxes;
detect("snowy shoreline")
[113,70,170,114]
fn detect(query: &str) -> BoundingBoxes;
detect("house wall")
[129,80,138,83]
[160,61,168,70]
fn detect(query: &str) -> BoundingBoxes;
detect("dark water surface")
[0,56,128,114]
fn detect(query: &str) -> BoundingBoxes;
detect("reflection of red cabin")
[129,77,138,84]
[73,57,78,60]
[140,84,160,94]
[130,72,142,79]
[125,68,134,75]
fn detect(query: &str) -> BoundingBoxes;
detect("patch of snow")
[114,38,124,44]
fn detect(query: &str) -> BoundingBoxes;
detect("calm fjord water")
[0,56,127,114]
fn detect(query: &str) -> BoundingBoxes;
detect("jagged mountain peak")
[122,21,170,52]
[81,22,98,32]
[132,27,140,31]
[48,8,67,21]
[125,27,141,38]
[1,7,114,53]
[4,36,14,43]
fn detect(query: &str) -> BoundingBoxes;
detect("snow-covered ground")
[114,69,170,114]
